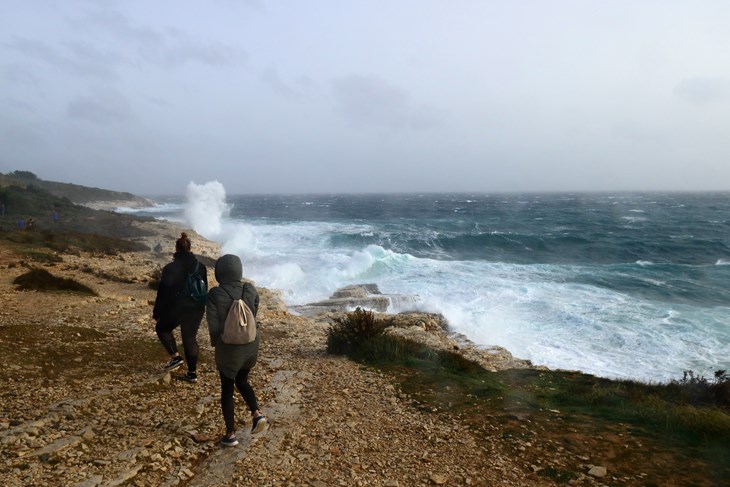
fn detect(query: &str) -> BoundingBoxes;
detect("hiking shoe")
[181,371,197,383]
[220,434,238,447]
[163,356,183,371]
[251,415,267,434]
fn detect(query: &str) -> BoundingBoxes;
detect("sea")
[121,183,730,383]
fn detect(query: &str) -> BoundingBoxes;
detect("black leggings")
[156,312,202,372]
[220,369,259,434]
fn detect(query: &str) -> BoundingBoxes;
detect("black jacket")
[153,252,208,321]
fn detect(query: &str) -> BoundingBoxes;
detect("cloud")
[332,75,444,130]
[3,63,40,86]
[0,119,41,151]
[6,36,121,81]
[674,77,730,104]
[67,90,133,125]
[143,34,247,69]
[80,8,247,69]
[261,68,301,99]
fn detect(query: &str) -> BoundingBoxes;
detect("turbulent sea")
[125,187,730,382]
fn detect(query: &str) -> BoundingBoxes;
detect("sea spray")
[184,181,229,239]
[134,189,730,383]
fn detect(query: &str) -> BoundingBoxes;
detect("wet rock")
[290,284,416,316]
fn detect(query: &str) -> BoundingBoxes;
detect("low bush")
[669,369,729,407]
[13,268,97,295]
[326,308,390,357]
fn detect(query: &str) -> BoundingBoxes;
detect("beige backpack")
[220,287,257,345]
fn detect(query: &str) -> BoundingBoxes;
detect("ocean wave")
[180,187,730,381]
[115,202,186,214]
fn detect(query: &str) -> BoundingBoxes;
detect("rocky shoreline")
[291,283,535,373]
[0,217,554,487]
[0,215,699,486]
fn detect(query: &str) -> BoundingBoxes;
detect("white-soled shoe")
[251,415,268,434]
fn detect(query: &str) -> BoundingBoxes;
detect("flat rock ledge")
[290,283,418,316]
[291,284,535,372]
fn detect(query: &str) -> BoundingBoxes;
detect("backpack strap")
[221,285,244,301]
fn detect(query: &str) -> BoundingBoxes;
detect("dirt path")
[0,242,560,487]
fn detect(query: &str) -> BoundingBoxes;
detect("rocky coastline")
[0,208,709,486]
[1,215,558,487]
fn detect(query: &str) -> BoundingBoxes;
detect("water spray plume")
[184,181,228,238]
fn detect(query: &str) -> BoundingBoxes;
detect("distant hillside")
[0,171,155,238]
[0,171,153,209]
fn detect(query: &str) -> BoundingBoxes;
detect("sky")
[2,0,730,196]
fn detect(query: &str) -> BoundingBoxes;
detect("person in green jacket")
[206,254,267,447]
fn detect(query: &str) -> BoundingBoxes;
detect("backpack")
[220,287,257,345]
[181,261,207,306]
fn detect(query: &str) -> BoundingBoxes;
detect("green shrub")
[669,370,729,407]
[326,308,390,357]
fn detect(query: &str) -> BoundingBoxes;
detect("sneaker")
[251,415,267,434]
[181,371,197,383]
[220,434,238,447]
[163,356,183,371]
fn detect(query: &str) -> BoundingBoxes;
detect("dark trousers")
[220,369,259,434]
[155,310,202,372]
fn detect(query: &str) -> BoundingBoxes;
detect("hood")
[215,254,243,284]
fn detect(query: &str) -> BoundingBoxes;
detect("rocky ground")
[0,220,711,486]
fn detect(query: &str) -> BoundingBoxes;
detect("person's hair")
[175,232,192,253]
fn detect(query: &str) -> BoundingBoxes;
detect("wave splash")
[184,181,228,239]
[175,185,730,383]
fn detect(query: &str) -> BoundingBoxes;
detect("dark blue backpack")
[182,261,207,306]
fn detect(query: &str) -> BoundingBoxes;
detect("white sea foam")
[119,202,185,213]
[179,185,730,383]
[622,216,648,223]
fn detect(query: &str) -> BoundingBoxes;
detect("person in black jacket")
[152,232,208,383]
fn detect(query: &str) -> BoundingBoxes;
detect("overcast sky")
[2,1,730,195]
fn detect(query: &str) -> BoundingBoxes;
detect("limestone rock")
[588,465,607,478]
[290,283,416,316]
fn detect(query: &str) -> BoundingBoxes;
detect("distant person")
[26,217,35,231]
[152,232,208,383]
[1,203,5,216]
[52,210,59,223]
[206,254,267,446]
[17,218,25,230]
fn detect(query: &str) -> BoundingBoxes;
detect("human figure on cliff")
[152,232,208,383]
[206,254,267,446]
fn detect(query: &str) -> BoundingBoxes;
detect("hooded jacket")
[153,251,207,321]
[206,254,260,379]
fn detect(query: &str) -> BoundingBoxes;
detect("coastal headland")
[0,176,727,486]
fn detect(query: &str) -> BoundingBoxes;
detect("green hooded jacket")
[206,254,260,379]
